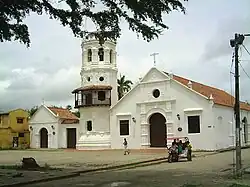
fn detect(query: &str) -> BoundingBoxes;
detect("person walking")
[123,138,130,155]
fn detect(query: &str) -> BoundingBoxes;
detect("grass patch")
[228,184,250,187]
[181,184,202,187]
[0,164,61,171]
[0,165,22,170]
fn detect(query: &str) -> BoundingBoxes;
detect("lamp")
[177,114,180,120]
[132,117,136,123]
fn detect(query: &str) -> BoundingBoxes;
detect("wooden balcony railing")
[75,98,111,108]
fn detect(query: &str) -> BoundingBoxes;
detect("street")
[24,149,250,187]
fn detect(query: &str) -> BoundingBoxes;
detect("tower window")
[98,48,104,61]
[99,76,104,82]
[87,77,91,82]
[87,49,92,62]
[98,91,106,101]
[87,121,92,131]
[110,50,113,63]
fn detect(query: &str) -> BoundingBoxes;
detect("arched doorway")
[149,113,166,147]
[40,128,48,148]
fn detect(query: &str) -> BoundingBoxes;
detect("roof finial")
[187,81,192,89]
[42,98,45,105]
[209,94,214,100]
[150,52,159,67]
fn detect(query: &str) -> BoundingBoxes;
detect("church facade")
[70,32,250,151]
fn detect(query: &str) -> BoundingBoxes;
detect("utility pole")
[150,52,159,66]
[230,33,248,176]
[234,34,241,175]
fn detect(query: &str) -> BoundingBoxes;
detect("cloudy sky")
[0,0,250,111]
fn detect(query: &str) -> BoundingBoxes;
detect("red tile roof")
[72,85,112,93]
[48,107,79,122]
[164,72,250,111]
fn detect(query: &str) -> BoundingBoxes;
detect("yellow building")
[0,109,30,149]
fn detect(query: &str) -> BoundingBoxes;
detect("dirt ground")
[0,149,172,169]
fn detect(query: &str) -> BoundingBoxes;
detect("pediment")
[140,68,169,83]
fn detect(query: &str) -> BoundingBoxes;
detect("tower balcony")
[72,85,112,108]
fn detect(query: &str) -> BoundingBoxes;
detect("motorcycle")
[167,138,192,163]
[167,148,179,163]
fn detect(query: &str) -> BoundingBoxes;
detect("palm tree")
[66,105,72,111]
[117,74,133,100]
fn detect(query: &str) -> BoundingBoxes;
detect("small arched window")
[218,116,223,125]
[87,49,92,62]
[98,48,104,61]
[87,121,92,131]
[110,50,113,63]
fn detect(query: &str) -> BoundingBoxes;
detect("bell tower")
[72,32,118,150]
[79,32,118,105]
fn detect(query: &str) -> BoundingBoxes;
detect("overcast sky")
[0,0,250,111]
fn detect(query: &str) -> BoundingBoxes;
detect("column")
[92,48,98,64]
[104,49,109,64]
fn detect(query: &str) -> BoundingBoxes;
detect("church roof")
[164,72,250,111]
[72,85,112,93]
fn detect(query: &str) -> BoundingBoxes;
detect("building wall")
[79,107,110,134]
[0,128,12,148]
[0,109,30,149]
[110,68,215,150]
[240,109,250,145]
[58,123,79,148]
[29,106,59,148]
[212,105,235,149]
[212,105,250,149]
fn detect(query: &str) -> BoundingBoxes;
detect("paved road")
[24,149,250,187]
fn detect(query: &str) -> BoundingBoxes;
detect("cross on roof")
[150,52,159,66]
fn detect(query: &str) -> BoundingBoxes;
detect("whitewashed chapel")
[71,32,250,151]
[29,31,250,150]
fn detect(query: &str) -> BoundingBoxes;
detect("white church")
[29,32,250,151]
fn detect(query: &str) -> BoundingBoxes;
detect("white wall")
[110,68,215,150]
[79,107,110,133]
[212,105,235,149]
[213,104,250,149]
[29,122,59,149]
[58,123,79,148]
[240,109,250,146]
[29,106,59,148]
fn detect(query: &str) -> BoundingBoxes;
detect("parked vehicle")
[167,138,192,163]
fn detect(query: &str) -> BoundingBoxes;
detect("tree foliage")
[117,74,133,100]
[27,106,39,117]
[0,0,187,47]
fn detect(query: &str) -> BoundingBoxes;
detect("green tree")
[0,0,187,47]
[73,111,80,118]
[117,74,133,100]
[27,106,38,117]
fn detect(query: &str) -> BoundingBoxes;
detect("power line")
[242,44,250,56]
[239,62,250,80]
[239,45,250,80]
